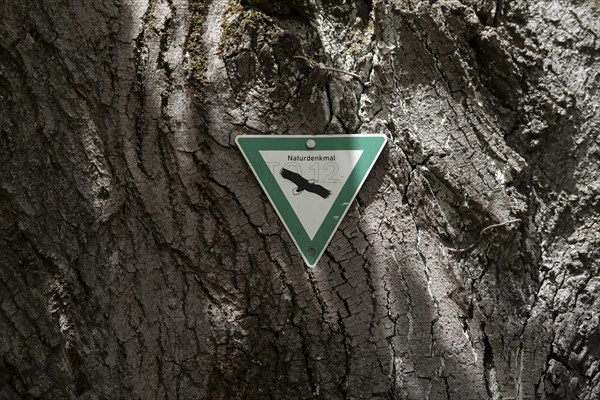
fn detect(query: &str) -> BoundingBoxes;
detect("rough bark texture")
[1,0,599,399]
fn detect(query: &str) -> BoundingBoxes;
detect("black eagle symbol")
[280,168,331,199]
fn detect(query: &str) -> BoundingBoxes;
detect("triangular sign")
[236,134,387,267]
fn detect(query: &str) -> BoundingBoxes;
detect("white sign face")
[259,150,363,239]
[236,134,387,267]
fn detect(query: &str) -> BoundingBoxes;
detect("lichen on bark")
[185,0,209,102]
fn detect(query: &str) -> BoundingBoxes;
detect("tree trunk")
[1,0,599,399]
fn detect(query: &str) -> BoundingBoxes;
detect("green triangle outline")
[236,134,387,267]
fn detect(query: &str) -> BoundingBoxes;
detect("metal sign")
[236,134,387,267]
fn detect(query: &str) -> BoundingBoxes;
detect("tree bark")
[1,0,599,399]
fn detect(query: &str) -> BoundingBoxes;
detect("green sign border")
[236,134,387,267]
